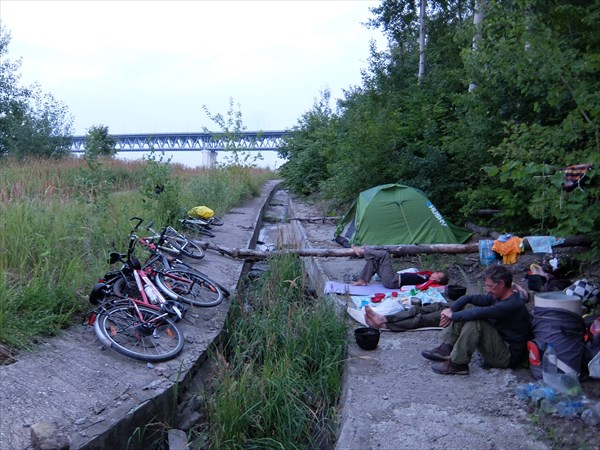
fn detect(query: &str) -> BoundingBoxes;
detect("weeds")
[205,253,347,449]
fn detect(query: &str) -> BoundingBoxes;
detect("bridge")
[70,130,288,153]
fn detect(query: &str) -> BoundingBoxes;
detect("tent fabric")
[334,184,472,246]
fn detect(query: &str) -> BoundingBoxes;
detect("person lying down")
[351,246,449,290]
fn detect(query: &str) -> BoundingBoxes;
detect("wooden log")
[196,241,480,260]
[196,235,592,261]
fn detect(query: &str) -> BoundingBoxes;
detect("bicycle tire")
[93,303,184,362]
[209,216,224,226]
[181,220,215,238]
[169,236,205,259]
[155,268,224,307]
[112,276,142,300]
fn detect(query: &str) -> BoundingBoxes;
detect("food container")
[534,292,582,315]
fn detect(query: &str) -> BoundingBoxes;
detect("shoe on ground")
[421,342,453,362]
[431,360,469,375]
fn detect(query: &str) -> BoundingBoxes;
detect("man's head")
[431,271,449,285]
[483,265,513,299]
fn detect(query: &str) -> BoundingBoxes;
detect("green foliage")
[140,150,183,225]
[278,0,600,256]
[84,124,118,161]
[0,25,73,159]
[207,254,346,449]
[278,90,335,197]
[203,97,264,168]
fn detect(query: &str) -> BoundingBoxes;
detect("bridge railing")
[71,131,288,153]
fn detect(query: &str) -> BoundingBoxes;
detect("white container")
[534,292,582,314]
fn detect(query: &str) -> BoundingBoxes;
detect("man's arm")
[452,293,522,322]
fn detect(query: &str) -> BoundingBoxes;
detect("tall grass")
[206,254,347,449]
[0,157,274,351]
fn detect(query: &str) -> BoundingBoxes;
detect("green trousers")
[441,319,511,368]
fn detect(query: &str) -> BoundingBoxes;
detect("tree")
[0,25,73,159]
[202,97,263,167]
[84,124,117,161]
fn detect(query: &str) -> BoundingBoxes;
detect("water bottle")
[540,396,560,414]
[555,397,586,418]
[144,285,160,304]
[581,403,600,427]
[542,343,560,390]
[529,387,556,404]
[515,383,539,400]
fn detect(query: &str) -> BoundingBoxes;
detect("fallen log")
[196,241,480,260]
[196,235,592,261]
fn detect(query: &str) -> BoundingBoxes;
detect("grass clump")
[206,254,347,449]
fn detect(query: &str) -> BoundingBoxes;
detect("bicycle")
[87,294,185,362]
[137,232,227,307]
[85,217,190,361]
[143,221,205,259]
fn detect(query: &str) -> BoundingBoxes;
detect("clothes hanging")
[492,236,523,264]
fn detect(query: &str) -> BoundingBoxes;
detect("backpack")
[528,306,586,380]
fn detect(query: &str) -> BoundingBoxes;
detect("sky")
[0,0,386,138]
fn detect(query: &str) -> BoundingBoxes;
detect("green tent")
[334,184,472,246]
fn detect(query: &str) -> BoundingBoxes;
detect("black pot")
[446,285,467,301]
[354,327,380,350]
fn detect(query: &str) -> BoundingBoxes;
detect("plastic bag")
[187,205,214,219]
[589,352,600,379]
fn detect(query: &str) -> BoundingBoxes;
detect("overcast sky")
[0,0,386,137]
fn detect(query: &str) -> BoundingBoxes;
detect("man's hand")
[439,308,453,328]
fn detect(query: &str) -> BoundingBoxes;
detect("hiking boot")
[421,343,453,362]
[431,360,470,375]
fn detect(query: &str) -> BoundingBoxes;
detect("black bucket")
[446,285,467,301]
[354,327,380,350]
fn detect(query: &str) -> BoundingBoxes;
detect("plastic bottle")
[540,396,560,414]
[530,387,556,404]
[542,343,560,390]
[555,397,586,418]
[515,383,539,400]
[581,403,600,427]
[144,285,160,304]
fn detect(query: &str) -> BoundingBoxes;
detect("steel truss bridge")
[70,131,288,153]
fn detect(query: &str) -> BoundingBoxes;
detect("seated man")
[351,246,448,290]
[421,265,531,375]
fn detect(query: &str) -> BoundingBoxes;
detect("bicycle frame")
[138,236,230,298]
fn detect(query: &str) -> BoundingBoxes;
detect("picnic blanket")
[345,288,447,330]
[324,280,446,297]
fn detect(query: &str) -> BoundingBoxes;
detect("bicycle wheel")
[93,303,184,362]
[112,276,142,300]
[181,220,215,238]
[209,216,224,226]
[155,268,224,307]
[169,236,205,259]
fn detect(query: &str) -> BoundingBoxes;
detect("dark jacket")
[451,292,532,367]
